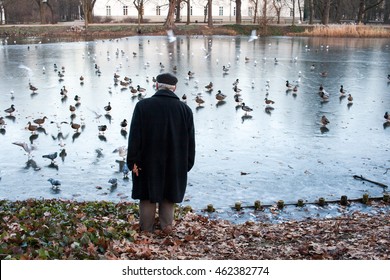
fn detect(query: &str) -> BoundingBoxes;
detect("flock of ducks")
[1,31,390,192]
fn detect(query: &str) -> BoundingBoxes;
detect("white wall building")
[93,0,303,24]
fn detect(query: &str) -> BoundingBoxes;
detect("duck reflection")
[98,135,107,142]
[383,122,390,129]
[29,134,39,144]
[59,149,67,162]
[320,126,329,134]
[0,128,5,135]
[5,115,16,123]
[121,129,128,139]
[47,162,59,170]
[72,132,81,142]
[241,115,253,123]
[25,159,41,171]
[216,101,226,108]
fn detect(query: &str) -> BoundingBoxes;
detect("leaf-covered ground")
[0,199,389,260]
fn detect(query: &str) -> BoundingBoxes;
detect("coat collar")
[153,89,179,100]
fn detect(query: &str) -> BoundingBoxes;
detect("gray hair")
[157,82,176,91]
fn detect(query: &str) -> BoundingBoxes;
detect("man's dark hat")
[156,73,178,85]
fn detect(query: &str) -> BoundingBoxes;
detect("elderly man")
[127,73,195,233]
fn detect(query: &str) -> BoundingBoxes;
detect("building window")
[233,7,236,16]
[290,8,293,17]
[190,6,193,16]
[156,6,161,16]
[248,6,253,17]
[106,6,111,16]
[219,7,223,16]
[123,6,128,16]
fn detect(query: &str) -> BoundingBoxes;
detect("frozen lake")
[0,34,389,222]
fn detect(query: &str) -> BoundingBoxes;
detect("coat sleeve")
[127,104,142,169]
[187,110,195,172]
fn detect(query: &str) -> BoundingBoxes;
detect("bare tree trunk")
[175,0,181,22]
[207,0,212,27]
[186,0,190,24]
[261,0,267,27]
[322,0,331,25]
[291,0,296,25]
[309,0,314,24]
[236,0,242,24]
[164,0,176,28]
[253,0,258,24]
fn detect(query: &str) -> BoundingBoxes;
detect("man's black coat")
[127,89,195,203]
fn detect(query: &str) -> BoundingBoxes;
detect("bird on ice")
[48,178,61,190]
[42,152,58,164]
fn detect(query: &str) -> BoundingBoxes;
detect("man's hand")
[132,163,141,176]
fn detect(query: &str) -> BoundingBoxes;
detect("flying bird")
[13,141,36,158]
[167,29,176,43]
[248,29,258,42]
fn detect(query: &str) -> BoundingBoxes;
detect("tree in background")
[164,0,176,28]
[80,0,96,27]
[133,0,146,24]
[236,0,242,23]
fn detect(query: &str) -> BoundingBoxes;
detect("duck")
[26,121,38,134]
[69,105,76,113]
[120,119,128,130]
[60,86,68,96]
[113,73,120,79]
[33,116,48,126]
[232,79,239,87]
[340,85,346,95]
[137,85,146,93]
[234,94,243,104]
[4,104,15,116]
[130,86,138,94]
[70,122,81,132]
[188,71,195,78]
[204,82,213,91]
[233,85,242,93]
[286,80,293,90]
[215,90,227,101]
[241,103,253,115]
[195,95,205,106]
[42,152,58,164]
[264,98,275,105]
[347,94,353,103]
[98,125,107,134]
[182,94,187,102]
[104,102,112,113]
[222,65,229,73]
[79,76,84,83]
[29,83,38,92]
[74,95,81,103]
[0,117,5,128]
[384,112,390,122]
[310,64,315,71]
[321,115,330,126]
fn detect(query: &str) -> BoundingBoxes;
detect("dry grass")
[303,24,390,38]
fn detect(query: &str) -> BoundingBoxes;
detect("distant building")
[93,0,303,24]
